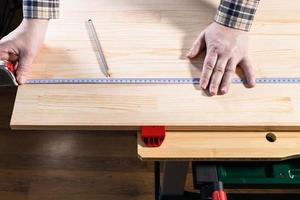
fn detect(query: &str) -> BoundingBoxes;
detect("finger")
[186,32,205,58]
[220,58,237,94]
[239,57,256,88]
[16,53,33,85]
[209,56,228,95]
[200,49,218,90]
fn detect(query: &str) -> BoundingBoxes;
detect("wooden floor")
[0,130,156,200]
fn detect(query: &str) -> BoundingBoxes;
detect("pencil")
[88,19,111,78]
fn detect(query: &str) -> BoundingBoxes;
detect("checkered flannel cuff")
[215,0,260,31]
[23,0,59,19]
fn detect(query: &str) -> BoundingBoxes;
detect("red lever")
[212,191,227,200]
[141,126,165,147]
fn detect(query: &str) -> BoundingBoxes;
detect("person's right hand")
[0,18,48,84]
[187,22,256,95]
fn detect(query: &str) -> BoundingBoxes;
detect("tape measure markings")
[25,78,300,85]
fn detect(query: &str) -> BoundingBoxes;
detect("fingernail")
[248,78,256,88]
[210,89,217,96]
[201,82,207,89]
[221,87,227,94]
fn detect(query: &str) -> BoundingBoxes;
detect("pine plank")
[11,84,300,130]
[11,0,300,131]
[138,131,300,161]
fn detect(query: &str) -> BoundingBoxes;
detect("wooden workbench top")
[11,0,300,131]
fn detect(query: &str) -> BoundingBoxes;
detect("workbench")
[9,0,300,199]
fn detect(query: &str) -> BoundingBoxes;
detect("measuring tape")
[3,60,300,85]
[25,77,300,85]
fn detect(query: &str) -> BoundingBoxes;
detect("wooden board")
[138,131,300,161]
[11,0,300,130]
[10,84,300,130]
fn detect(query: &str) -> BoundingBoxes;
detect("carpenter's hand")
[187,22,256,95]
[0,19,48,84]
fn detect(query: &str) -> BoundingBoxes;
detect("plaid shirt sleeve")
[215,0,260,31]
[23,0,59,19]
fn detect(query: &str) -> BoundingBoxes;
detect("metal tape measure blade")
[25,78,300,85]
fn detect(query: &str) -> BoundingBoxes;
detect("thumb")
[186,32,206,58]
[16,53,33,85]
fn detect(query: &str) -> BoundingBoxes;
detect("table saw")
[5,0,300,199]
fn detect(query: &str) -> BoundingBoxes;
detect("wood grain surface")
[0,87,17,129]
[138,131,300,161]
[11,0,300,130]
[0,130,155,200]
[10,84,300,131]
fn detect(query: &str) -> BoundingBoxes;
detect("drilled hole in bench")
[266,132,277,142]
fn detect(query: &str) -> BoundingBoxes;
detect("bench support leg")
[155,161,189,200]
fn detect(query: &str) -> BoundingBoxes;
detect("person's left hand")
[0,18,48,84]
[187,22,256,96]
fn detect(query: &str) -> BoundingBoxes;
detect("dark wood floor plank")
[0,169,154,200]
[0,129,156,199]
[1,192,28,200]
[0,130,154,172]
[0,87,17,129]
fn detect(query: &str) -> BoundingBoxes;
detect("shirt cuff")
[23,0,59,19]
[214,0,260,31]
